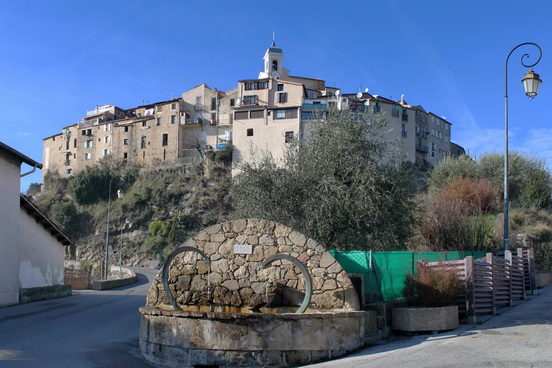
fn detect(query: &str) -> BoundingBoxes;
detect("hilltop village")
[42,43,464,179]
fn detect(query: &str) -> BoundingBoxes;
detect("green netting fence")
[329,250,490,303]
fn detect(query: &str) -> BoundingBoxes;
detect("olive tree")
[231,109,417,251]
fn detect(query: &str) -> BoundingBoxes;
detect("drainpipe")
[20,164,39,178]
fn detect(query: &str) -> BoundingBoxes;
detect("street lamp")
[105,176,124,279]
[504,43,542,251]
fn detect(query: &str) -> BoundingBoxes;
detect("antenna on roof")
[365,88,369,93]
[273,31,275,43]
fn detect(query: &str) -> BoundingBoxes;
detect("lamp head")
[522,69,542,100]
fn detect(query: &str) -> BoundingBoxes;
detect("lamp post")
[504,43,542,251]
[105,176,124,279]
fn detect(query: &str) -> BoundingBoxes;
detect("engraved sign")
[234,244,253,255]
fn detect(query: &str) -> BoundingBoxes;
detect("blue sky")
[2,0,551,192]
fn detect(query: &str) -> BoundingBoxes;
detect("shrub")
[535,242,552,273]
[403,262,464,307]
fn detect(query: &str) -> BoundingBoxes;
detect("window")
[104,124,111,131]
[274,108,297,120]
[84,140,93,148]
[373,102,381,113]
[277,83,284,91]
[123,152,128,159]
[245,81,268,90]
[402,110,408,122]
[104,136,111,144]
[73,139,77,148]
[243,95,257,105]
[124,126,129,132]
[171,102,177,110]
[123,138,129,145]
[66,168,72,175]
[211,97,217,110]
[66,141,69,150]
[141,136,147,149]
[81,130,86,136]
[301,111,314,120]
[230,98,235,107]
[431,143,436,157]
[102,149,110,156]
[162,133,168,146]
[171,115,176,124]
[402,124,407,137]
[250,110,263,119]
[156,105,163,113]
[275,110,286,119]
[272,60,278,71]
[142,121,147,127]
[157,117,161,126]
[235,111,249,120]
[85,153,92,160]
[247,128,253,137]
[392,106,399,117]
[278,93,288,103]
[285,131,294,143]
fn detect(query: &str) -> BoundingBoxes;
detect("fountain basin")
[140,307,368,367]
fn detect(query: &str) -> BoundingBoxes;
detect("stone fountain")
[140,219,369,367]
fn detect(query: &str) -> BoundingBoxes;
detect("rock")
[259,235,275,246]
[319,252,336,268]
[210,233,226,242]
[190,275,207,291]
[232,219,247,233]
[221,279,240,291]
[176,275,191,290]
[288,231,307,247]
[211,259,229,274]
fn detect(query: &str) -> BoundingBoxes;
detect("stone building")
[42,42,463,180]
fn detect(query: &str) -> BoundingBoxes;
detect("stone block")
[392,306,459,332]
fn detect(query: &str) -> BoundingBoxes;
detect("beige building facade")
[43,43,461,180]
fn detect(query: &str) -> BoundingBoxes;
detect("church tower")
[259,42,284,79]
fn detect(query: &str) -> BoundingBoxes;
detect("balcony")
[416,145,429,153]
[301,103,328,111]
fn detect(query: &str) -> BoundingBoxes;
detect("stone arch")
[146,219,359,311]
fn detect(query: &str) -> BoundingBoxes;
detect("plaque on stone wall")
[234,244,253,255]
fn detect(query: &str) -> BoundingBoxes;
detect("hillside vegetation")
[31,152,232,266]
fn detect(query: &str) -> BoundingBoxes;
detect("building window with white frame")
[278,93,288,103]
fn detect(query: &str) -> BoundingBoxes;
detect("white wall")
[18,208,65,288]
[0,154,22,306]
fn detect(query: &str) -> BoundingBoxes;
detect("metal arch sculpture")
[161,246,211,312]
[261,254,313,314]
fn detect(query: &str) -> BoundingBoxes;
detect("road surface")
[0,267,159,367]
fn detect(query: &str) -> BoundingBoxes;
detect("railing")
[301,103,328,111]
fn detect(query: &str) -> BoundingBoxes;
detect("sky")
[2,0,552,192]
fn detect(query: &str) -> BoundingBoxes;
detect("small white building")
[0,142,71,307]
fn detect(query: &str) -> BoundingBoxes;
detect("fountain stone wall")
[140,219,367,367]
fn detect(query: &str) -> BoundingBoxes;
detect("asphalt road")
[2,268,551,368]
[306,286,552,368]
[0,267,159,368]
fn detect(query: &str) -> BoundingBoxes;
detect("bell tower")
[259,42,283,79]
